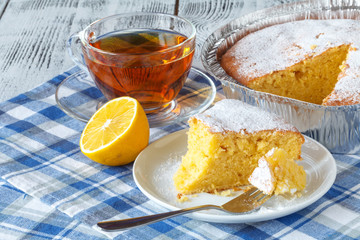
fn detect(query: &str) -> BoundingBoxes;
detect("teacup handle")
[66,32,89,73]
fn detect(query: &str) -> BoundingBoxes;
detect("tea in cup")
[67,12,196,112]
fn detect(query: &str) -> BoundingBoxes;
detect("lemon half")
[80,97,149,166]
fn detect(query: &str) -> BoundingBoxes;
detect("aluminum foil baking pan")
[202,0,360,154]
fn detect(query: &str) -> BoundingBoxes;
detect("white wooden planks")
[0,0,175,102]
[0,0,10,18]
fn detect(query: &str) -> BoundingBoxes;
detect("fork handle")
[97,204,219,231]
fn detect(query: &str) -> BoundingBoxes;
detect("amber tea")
[83,29,194,111]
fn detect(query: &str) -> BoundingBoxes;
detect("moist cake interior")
[173,100,304,195]
[247,45,350,105]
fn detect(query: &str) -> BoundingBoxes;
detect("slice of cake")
[173,99,305,195]
[248,148,306,195]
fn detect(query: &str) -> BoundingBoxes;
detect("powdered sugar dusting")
[152,153,182,201]
[333,50,360,91]
[227,19,360,79]
[322,47,360,104]
[194,99,297,133]
[248,154,275,195]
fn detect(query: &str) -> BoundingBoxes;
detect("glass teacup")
[67,12,196,113]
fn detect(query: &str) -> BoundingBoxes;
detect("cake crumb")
[177,193,189,202]
[310,44,317,50]
[315,32,324,38]
[349,46,358,51]
[213,189,234,197]
[220,190,233,197]
[233,186,252,192]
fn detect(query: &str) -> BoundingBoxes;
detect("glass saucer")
[55,67,217,127]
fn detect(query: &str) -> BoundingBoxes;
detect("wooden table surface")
[0,0,297,103]
[3,1,360,240]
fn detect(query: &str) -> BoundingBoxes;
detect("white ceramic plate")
[133,129,337,223]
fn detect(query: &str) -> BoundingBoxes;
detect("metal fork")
[97,187,272,231]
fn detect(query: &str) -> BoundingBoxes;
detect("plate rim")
[133,128,337,223]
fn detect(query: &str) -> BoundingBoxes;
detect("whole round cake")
[221,19,360,106]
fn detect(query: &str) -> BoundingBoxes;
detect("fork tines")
[245,187,272,206]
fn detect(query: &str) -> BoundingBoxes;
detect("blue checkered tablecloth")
[0,66,359,239]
